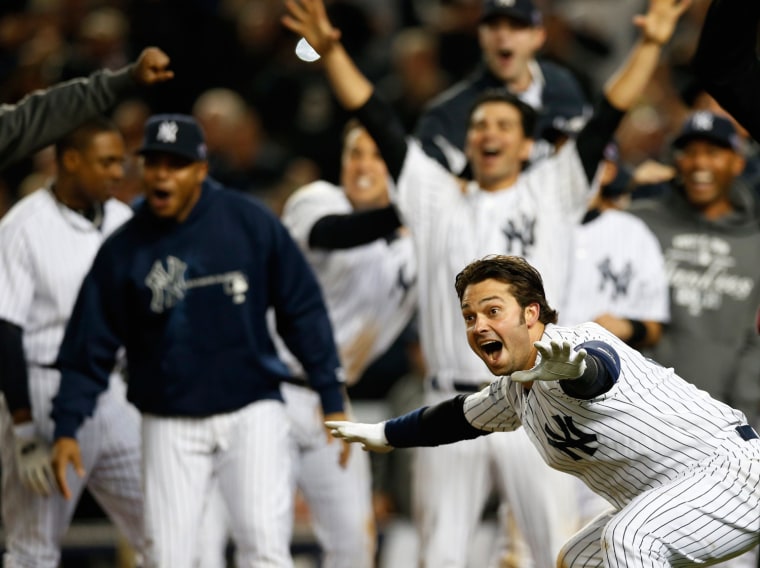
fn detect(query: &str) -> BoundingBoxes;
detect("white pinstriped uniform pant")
[558,437,760,567]
[195,383,375,568]
[0,368,144,568]
[141,399,294,568]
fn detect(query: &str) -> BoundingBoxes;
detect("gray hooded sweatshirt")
[631,183,760,425]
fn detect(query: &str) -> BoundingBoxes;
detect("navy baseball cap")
[481,0,542,26]
[672,111,742,152]
[137,114,208,161]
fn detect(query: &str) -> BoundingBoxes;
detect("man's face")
[67,131,126,205]
[478,17,545,87]
[461,278,537,376]
[340,127,389,210]
[141,153,208,222]
[466,101,531,191]
[674,139,745,215]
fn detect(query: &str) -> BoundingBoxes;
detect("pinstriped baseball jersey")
[281,180,417,384]
[561,209,670,326]
[394,140,595,387]
[0,187,132,365]
[463,322,751,509]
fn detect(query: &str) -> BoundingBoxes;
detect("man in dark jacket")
[414,0,589,174]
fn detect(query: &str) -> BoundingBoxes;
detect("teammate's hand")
[634,0,692,47]
[12,422,56,496]
[51,437,85,500]
[511,340,587,384]
[324,412,352,467]
[325,420,393,453]
[282,0,342,57]
[131,47,174,85]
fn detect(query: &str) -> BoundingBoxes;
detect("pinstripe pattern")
[389,138,594,566]
[463,322,760,566]
[0,186,140,567]
[281,180,417,386]
[142,400,294,568]
[561,210,670,326]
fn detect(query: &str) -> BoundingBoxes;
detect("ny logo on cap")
[691,111,714,132]
[156,121,179,143]
[495,0,516,6]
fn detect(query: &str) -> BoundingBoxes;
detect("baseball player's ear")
[518,139,533,163]
[524,303,540,327]
[61,149,81,173]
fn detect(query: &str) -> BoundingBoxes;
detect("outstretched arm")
[693,0,760,141]
[0,47,173,171]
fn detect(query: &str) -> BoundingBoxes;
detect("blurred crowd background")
[0,0,715,219]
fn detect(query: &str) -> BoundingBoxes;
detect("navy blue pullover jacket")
[52,179,345,439]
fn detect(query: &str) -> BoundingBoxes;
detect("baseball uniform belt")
[430,376,486,393]
[735,424,759,441]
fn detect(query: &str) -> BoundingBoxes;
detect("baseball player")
[327,254,760,567]
[414,0,590,174]
[0,46,172,172]
[197,119,417,568]
[561,143,670,347]
[49,114,348,568]
[0,117,142,567]
[282,0,689,565]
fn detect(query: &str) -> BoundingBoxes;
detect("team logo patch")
[145,255,249,313]
[544,415,597,461]
[156,121,179,144]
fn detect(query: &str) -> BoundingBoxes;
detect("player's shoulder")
[422,68,490,114]
[284,180,344,209]
[536,59,585,92]
[0,186,55,233]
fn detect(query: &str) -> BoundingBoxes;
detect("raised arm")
[693,0,760,141]
[0,47,173,171]
[282,0,407,181]
[575,0,690,181]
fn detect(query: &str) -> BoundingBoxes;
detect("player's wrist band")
[626,319,648,346]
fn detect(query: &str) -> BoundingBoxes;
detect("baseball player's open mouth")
[497,48,514,62]
[482,340,503,355]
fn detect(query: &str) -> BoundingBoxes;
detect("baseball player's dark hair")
[454,255,558,324]
[341,118,365,144]
[467,89,537,138]
[55,116,121,162]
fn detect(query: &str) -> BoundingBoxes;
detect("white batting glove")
[325,420,393,453]
[13,422,56,496]
[511,340,587,384]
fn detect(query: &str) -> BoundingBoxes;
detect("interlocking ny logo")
[502,215,536,256]
[156,121,179,143]
[597,257,632,299]
[145,256,187,313]
[545,415,598,461]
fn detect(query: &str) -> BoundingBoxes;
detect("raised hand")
[131,47,174,85]
[634,0,692,46]
[282,0,342,57]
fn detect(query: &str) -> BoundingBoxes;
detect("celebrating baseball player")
[327,254,760,567]
[0,117,143,567]
[0,46,172,172]
[49,114,348,567]
[282,0,690,565]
